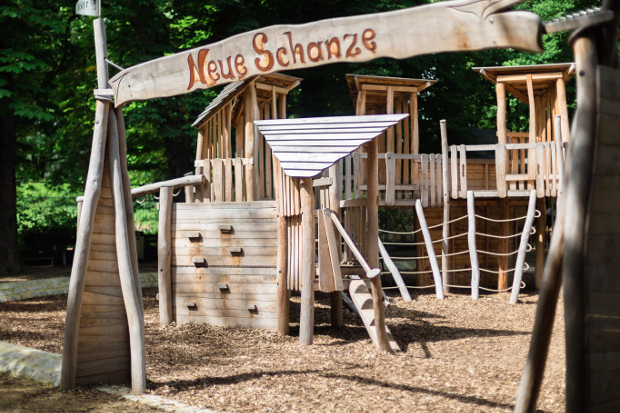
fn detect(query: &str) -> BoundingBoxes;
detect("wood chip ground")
[0,286,565,412]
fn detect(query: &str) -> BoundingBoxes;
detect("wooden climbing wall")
[75,157,131,385]
[170,201,279,330]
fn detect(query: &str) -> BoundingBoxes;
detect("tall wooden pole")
[158,186,173,326]
[496,82,507,144]
[328,163,344,328]
[498,198,509,291]
[535,197,546,289]
[275,95,290,335]
[61,18,111,391]
[299,178,315,345]
[440,120,450,295]
[367,138,392,353]
[244,86,258,201]
[563,33,598,413]
[107,110,147,394]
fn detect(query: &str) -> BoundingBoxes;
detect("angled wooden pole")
[60,99,109,391]
[115,107,143,318]
[61,18,112,390]
[510,190,537,304]
[107,110,147,394]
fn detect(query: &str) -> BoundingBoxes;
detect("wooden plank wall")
[582,65,620,411]
[171,201,279,330]
[75,157,131,385]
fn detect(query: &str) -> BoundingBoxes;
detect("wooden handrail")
[76,174,207,202]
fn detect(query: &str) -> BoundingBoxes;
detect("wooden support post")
[410,92,419,154]
[495,144,507,198]
[76,200,83,231]
[535,197,546,290]
[415,199,445,299]
[107,110,146,394]
[498,198,509,291]
[510,191,537,304]
[158,186,173,326]
[60,100,109,391]
[274,158,289,335]
[366,138,392,353]
[554,115,565,196]
[328,164,343,328]
[496,82,507,144]
[385,152,396,206]
[115,107,143,316]
[563,34,598,413]
[244,86,257,201]
[556,77,570,143]
[515,150,568,413]
[440,121,450,295]
[378,239,412,302]
[299,178,315,345]
[467,191,480,300]
[194,126,205,202]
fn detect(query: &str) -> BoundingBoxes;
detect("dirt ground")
[0,279,565,412]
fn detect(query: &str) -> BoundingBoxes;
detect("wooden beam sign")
[110,0,542,105]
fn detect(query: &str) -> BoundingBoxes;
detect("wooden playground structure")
[58,1,620,412]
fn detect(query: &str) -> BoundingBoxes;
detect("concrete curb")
[0,342,61,386]
[0,273,158,303]
[98,386,220,413]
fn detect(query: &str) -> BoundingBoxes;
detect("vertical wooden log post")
[275,93,290,335]
[554,115,565,196]
[415,199,445,299]
[158,186,173,326]
[498,198,510,291]
[299,178,315,345]
[244,86,257,201]
[194,126,205,202]
[556,77,571,144]
[115,107,143,317]
[510,190,537,304]
[411,92,419,154]
[367,138,392,353]
[107,110,146,394]
[76,199,83,231]
[535,196,547,290]
[328,164,344,328]
[563,34,598,413]
[60,100,109,391]
[467,191,480,300]
[496,82,507,144]
[440,120,450,295]
[274,158,290,336]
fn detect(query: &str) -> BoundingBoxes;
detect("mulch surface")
[0,287,565,412]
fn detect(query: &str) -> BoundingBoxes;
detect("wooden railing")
[338,141,568,205]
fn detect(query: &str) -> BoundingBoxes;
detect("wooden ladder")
[348,279,400,352]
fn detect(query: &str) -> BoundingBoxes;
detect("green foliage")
[16,182,78,254]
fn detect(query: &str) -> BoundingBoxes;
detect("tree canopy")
[0,0,602,272]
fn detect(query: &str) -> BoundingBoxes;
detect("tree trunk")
[0,112,24,275]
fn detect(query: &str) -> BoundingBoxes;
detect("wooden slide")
[348,279,400,352]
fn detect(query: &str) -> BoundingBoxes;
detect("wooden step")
[348,279,400,352]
